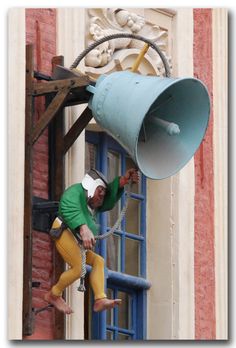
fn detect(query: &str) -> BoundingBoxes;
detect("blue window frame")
[85,131,150,340]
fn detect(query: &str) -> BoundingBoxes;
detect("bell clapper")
[149,115,180,136]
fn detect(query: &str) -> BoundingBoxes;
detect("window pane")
[108,150,120,180]
[85,142,97,171]
[106,234,121,272]
[106,288,114,326]
[125,198,141,235]
[117,291,132,329]
[125,238,140,276]
[107,150,121,228]
[117,333,131,340]
[125,156,141,194]
[107,200,119,228]
[106,330,114,340]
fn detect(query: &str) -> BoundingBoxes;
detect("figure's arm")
[99,168,139,212]
[99,177,123,212]
[77,224,95,250]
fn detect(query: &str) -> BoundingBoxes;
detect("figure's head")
[82,169,108,209]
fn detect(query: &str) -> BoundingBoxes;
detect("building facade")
[8,7,228,340]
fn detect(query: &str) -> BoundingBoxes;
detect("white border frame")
[212,8,228,340]
[8,8,25,339]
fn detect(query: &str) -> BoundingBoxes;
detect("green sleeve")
[58,185,87,231]
[99,177,124,212]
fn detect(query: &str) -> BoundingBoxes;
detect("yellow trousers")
[51,219,106,300]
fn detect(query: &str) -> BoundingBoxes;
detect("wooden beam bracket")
[63,106,93,155]
[31,76,90,96]
[23,44,94,338]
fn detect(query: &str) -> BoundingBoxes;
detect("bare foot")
[93,298,122,312]
[44,291,73,315]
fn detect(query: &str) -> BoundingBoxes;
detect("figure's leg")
[86,250,122,312]
[86,250,106,300]
[52,229,82,295]
[44,225,82,314]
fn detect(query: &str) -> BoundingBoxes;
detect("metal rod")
[70,33,171,77]
[131,43,150,72]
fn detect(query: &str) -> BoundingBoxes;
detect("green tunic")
[58,177,124,236]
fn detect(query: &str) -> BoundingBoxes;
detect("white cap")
[82,169,108,199]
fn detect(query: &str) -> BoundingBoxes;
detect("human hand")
[125,168,139,183]
[120,168,139,187]
[79,225,95,250]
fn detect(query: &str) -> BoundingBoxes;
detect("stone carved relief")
[85,8,172,77]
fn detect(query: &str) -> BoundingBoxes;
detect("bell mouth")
[136,78,210,179]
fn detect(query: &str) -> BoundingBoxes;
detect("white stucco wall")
[146,8,195,339]
[57,8,86,340]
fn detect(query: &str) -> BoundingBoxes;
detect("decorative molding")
[152,8,177,17]
[85,8,171,76]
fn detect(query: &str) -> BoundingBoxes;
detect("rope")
[77,181,132,292]
[77,245,87,292]
[95,181,132,241]
[69,33,170,77]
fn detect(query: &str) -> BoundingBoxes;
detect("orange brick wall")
[193,8,216,339]
[25,8,56,340]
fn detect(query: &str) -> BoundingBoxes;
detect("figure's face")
[88,186,106,209]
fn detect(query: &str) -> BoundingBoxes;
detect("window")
[85,131,150,340]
